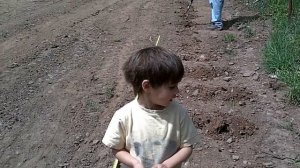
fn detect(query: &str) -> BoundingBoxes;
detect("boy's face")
[148,82,179,109]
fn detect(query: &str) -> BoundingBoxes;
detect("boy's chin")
[155,100,173,109]
[155,102,170,109]
[162,101,172,107]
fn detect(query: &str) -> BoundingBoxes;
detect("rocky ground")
[0,0,299,168]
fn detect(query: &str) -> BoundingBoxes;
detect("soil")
[1,0,300,168]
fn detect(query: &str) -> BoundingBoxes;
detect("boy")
[102,46,198,168]
[208,0,224,30]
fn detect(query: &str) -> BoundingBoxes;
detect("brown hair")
[123,46,184,95]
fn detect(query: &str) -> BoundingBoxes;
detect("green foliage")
[293,159,300,168]
[261,0,300,103]
[224,33,236,43]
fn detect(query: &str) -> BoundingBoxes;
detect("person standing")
[208,0,224,30]
[102,46,199,168]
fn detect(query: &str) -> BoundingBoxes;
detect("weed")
[285,121,295,132]
[86,99,99,113]
[294,162,300,168]
[224,33,236,43]
[292,155,300,168]
[224,48,235,59]
[243,26,255,38]
[280,118,296,132]
[105,82,116,99]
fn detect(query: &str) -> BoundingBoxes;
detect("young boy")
[102,46,198,168]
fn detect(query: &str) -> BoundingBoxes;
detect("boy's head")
[123,46,184,95]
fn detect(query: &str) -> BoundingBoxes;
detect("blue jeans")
[209,0,224,27]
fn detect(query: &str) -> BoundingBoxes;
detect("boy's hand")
[152,164,168,168]
[112,148,144,168]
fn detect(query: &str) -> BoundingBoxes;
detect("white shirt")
[102,98,198,168]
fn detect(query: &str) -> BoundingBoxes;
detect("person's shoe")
[207,22,223,31]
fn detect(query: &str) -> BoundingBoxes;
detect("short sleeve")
[180,110,199,148]
[102,111,126,150]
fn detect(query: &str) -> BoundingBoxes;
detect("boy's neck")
[137,94,165,110]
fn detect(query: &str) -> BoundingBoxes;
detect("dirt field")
[1,0,300,167]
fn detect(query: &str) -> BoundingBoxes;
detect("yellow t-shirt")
[102,98,198,168]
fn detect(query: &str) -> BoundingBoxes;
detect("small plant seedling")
[244,26,255,38]
[224,33,236,43]
[86,99,99,113]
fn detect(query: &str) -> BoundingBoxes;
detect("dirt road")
[1,0,299,167]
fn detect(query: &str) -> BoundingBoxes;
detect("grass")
[224,33,236,43]
[257,0,300,104]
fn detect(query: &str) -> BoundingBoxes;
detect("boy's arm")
[160,146,192,168]
[112,148,144,168]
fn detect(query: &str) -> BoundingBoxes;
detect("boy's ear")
[141,80,151,92]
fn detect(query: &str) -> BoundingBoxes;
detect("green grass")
[224,33,236,43]
[259,0,300,104]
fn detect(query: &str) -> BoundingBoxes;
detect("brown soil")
[1,0,299,168]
